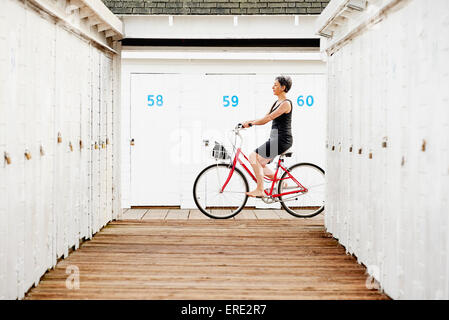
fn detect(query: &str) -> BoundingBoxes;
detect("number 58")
[148,94,164,107]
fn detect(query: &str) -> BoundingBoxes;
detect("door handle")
[130,138,135,146]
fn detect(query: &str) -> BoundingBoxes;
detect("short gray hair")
[275,75,292,93]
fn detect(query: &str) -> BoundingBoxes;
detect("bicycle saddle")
[281,151,293,157]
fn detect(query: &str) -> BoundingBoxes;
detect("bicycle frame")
[220,147,308,198]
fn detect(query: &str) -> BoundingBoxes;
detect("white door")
[100,54,112,226]
[288,74,327,168]
[202,74,257,149]
[130,74,181,205]
[201,74,259,208]
[91,49,101,233]
[250,74,327,208]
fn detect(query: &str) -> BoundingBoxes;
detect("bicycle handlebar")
[235,122,253,131]
[229,121,254,150]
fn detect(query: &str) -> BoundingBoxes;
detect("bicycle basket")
[211,141,231,160]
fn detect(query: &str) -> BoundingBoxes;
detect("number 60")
[297,95,314,107]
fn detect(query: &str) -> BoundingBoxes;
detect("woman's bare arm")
[248,101,291,126]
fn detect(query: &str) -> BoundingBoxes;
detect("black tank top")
[269,99,293,143]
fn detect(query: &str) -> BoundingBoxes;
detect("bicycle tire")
[193,163,249,219]
[278,162,325,218]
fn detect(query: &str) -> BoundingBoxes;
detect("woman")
[242,75,293,198]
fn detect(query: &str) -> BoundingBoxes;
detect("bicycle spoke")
[193,164,248,218]
[279,163,325,218]
[303,183,326,190]
[216,165,222,189]
[220,190,246,194]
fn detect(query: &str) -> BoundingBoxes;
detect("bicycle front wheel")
[278,163,325,218]
[193,163,249,219]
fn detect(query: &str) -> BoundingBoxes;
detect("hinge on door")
[4,152,11,165]
[24,149,31,160]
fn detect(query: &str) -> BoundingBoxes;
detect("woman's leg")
[263,166,275,180]
[247,152,271,197]
[262,164,287,189]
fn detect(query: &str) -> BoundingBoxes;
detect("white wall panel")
[111,41,122,220]
[105,54,114,224]
[100,53,112,228]
[0,0,7,298]
[91,48,101,234]
[0,0,121,299]
[79,40,92,240]
[6,0,26,298]
[178,73,211,209]
[320,0,449,299]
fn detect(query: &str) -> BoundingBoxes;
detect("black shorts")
[255,138,292,163]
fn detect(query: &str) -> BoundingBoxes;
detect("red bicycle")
[193,123,325,219]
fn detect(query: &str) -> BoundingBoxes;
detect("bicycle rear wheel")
[193,163,249,219]
[278,163,325,218]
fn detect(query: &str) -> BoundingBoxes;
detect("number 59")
[223,95,239,107]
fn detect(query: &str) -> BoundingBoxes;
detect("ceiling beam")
[97,23,109,32]
[105,29,115,38]
[87,15,101,27]
[79,6,94,19]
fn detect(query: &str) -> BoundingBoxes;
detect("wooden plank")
[274,209,296,219]
[25,219,389,300]
[188,209,208,220]
[210,209,234,219]
[131,206,180,209]
[275,210,326,225]
[141,209,168,220]
[121,209,147,220]
[165,209,189,220]
[234,209,258,220]
[25,291,387,300]
[253,209,281,219]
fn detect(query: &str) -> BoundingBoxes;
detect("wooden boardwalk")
[120,208,306,220]
[25,209,389,300]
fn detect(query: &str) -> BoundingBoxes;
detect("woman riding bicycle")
[242,75,293,198]
[193,76,324,218]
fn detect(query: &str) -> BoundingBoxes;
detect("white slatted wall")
[0,0,121,299]
[322,0,449,299]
